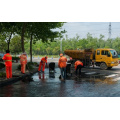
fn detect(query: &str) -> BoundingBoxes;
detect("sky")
[59,22,120,40]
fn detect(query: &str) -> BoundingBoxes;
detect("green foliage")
[17,64,21,70]
[10,35,22,54]
[0,62,5,69]
[17,62,38,70]
[17,64,33,70]
[24,33,120,55]
[12,57,20,60]
[0,72,6,77]
[0,34,7,52]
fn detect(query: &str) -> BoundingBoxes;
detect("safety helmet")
[45,56,48,59]
[60,53,63,57]
[23,52,27,55]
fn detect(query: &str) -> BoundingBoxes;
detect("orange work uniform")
[74,61,83,70]
[74,60,83,75]
[2,53,12,79]
[38,57,47,72]
[58,56,67,80]
[58,56,67,68]
[20,54,27,73]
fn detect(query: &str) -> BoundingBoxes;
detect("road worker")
[19,52,27,74]
[70,57,72,60]
[38,72,45,81]
[2,50,12,79]
[74,60,83,76]
[58,53,67,81]
[38,56,48,72]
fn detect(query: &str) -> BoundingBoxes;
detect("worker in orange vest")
[74,60,83,76]
[19,52,27,74]
[2,50,12,79]
[70,57,72,60]
[38,56,48,72]
[58,53,67,81]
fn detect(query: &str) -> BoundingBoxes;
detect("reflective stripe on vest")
[5,60,12,61]
[5,55,12,57]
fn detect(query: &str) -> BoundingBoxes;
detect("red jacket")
[74,61,83,70]
[41,57,47,64]
[2,53,12,66]
[58,56,67,68]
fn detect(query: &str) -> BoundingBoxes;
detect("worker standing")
[2,50,12,79]
[38,56,48,72]
[58,53,67,81]
[19,52,27,74]
[74,60,83,77]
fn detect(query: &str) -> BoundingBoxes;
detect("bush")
[27,62,38,67]
[12,57,20,60]
[17,64,21,70]
[17,63,33,70]
[0,72,6,77]
[0,63,5,69]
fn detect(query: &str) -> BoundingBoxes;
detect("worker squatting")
[2,50,83,81]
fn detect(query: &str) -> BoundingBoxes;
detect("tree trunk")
[7,32,12,51]
[21,22,27,53]
[30,34,32,62]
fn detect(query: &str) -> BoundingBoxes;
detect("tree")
[10,35,21,55]
[26,22,65,62]
[0,34,7,52]
[0,22,18,51]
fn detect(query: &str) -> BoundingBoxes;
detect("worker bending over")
[19,52,27,74]
[2,50,12,79]
[38,56,48,72]
[74,60,83,76]
[58,53,67,81]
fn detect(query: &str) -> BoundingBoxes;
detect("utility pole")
[60,38,62,53]
[109,22,111,39]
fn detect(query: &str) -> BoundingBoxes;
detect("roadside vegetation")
[1,22,120,61]
[25,33,120,55]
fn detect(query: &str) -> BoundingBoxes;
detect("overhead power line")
[109,22,111,39]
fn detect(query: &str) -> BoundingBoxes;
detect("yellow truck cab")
[95,48,118,69]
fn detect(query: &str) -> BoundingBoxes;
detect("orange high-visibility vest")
[2,53,12,66]
[74,61,83,70]
[41,57,47,64]
[20,55,27,64]
[58,56,67,68]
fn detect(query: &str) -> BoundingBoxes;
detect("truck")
[64,48,119,70]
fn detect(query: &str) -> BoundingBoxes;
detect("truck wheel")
[100,63,108,70]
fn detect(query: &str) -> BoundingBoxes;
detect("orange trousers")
[38,72,45,80]
[6,66,12,79]
[38,62,45,72]
[21,64,26,73]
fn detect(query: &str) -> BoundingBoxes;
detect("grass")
[27,55,59,58]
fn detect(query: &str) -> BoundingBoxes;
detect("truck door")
[100,50,111,63]
[95,50,101,62]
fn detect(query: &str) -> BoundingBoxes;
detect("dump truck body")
[64,48,119,70]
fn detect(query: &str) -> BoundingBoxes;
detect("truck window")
[101,50,110,56]
[97,50,100,55]
[110,50,118,58]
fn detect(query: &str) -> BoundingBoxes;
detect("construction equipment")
[64,48,119,70]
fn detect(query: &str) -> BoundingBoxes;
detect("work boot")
[61,78,65,82]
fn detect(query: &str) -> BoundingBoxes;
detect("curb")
[0,70,38,87]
